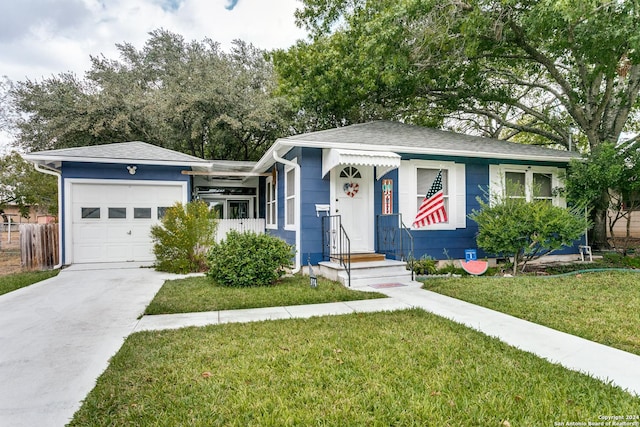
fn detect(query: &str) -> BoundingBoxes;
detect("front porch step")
[318,259,413,288]
[330,253,386,263]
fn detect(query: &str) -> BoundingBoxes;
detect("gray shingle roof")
[25,141,210,166]
[282,121,578,162]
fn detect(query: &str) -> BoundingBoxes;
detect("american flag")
[413,170,448,228]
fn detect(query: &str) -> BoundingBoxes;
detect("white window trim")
[284,159,298,230]
[398,160,466,231]
[489,164,566,207]
[265,174,277,229]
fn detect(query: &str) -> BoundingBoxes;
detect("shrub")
[207,231,294,287]
[469,193,588,275]
[150,201,217,274]
[410,255,438,275]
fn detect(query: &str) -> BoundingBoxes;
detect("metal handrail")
[376,213,414,280]
[322,215,352,287]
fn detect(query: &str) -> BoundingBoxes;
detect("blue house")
[252,121,579,281]
[25,121,579,280]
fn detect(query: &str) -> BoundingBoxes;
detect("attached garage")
[67,180,187,263]
[24,141,212,266]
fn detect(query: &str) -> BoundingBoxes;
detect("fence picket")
[19,224,59,270]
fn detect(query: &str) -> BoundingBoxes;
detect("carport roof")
[23,141,212,168]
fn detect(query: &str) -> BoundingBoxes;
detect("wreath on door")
[340,166,362,198]
[343,182,359,198]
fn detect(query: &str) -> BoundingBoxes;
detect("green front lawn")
[70,309,639,426]
[145,274,385,315]
[422,271,640,355]
[0,270,59,296]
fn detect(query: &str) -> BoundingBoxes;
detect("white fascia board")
[273,139,578,164]
[23,154,212,168]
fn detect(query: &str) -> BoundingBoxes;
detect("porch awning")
[322,148,401,180]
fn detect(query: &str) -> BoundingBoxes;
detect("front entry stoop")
[318,259,413,288]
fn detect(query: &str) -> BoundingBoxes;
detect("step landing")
[318,259,414,288]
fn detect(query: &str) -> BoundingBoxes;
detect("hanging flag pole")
[413,169,448,228]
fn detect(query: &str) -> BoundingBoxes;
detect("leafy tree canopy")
[10,29,294,160]
[0,152,58,218]
[280,0,640,146]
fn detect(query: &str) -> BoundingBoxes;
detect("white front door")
[331,165,374,253]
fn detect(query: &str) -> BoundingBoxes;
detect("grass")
[145,274,386,315]
[0,269,59,296]
[69,309,639,426]
[422,271,640,355]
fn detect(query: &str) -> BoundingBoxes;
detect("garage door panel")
[70,182,184,263]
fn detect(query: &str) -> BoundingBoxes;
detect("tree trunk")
[591,207,610,249]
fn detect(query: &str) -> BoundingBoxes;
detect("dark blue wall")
[266,147,330,265]
[408,161,488,260]
[265,149,578,263]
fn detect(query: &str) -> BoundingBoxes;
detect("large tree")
[11,29,294,160]
[276,0,640,246]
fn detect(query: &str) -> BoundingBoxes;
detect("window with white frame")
[265,174,277,228]
[398,160,466,230]
[490,165,565,207]
[416,168,449,223]
[285,163,296,229]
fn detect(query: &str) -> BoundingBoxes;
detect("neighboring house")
[24,121,580,273]
[1,204,52,224]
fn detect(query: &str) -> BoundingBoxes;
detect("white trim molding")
[398,160,466,231]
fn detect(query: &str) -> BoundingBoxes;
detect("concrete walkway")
[2,268,639,427]
[0,263,181,427]
[136,281,640,398]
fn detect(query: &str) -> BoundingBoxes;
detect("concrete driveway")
[0,263,176,427]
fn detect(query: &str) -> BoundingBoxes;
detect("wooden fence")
[215,218,266,243]
[20,223,59,270]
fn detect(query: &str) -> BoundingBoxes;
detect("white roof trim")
[322,148,401,180]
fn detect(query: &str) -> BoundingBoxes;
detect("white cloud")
[0,0,306,82]
[0,0,307,152]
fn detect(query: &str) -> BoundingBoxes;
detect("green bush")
[150,201,217,274]
[207,231,294,287]
[469,193,588,275]
[410,255,438,275]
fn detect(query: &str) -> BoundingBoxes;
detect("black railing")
[376,214,415,280]
[322,215,351,287]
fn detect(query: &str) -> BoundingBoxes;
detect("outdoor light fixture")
[127,165,137,175]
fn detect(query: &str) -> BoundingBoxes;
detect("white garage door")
[70,182,185,263]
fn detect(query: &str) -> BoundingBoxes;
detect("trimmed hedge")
[207,231,294,287]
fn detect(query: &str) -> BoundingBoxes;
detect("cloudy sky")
[0,0,307,153]
[0,0,306,82]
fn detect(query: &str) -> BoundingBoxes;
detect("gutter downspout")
[33,163,63,269]
[272,151,301,274]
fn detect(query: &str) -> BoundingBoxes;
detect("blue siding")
[266,150,298,252]
[300,148,330,265]
[263,149,578,263]
[393,161,490,261]
[266,147,329,265]
[62,162,191,183]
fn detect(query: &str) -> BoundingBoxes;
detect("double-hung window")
[265,173,277,228]
[416,168,449,223]
[284,161,297,229]
[398,160,466,230]
[490,165,564,206]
